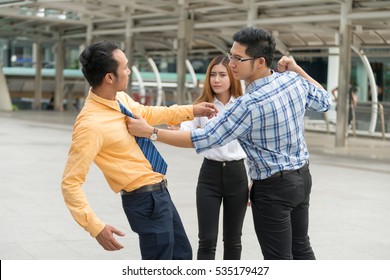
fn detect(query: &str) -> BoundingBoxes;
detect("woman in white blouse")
[173,55,248,259]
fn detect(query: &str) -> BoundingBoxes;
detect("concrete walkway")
[0,110,389,260]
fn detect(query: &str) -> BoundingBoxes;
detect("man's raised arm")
[277,56,324,89]
[127,114,194,148]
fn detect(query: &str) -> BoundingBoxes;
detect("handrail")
[378,103,386,141]
[313,101,389,140]
[351,104,356,137]
[351,101,388,140]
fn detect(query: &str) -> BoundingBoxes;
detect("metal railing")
[351,101,389,140]
[304,101,390,140]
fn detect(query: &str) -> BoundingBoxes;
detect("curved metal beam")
[131,65,146,104]
[193,34,227,54]
[147,57,163,106]
[185,59,197,88]
[351,45,378,133]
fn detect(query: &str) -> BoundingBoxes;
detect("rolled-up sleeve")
[191,99,251,153]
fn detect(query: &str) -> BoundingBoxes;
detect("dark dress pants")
[122,187,192,260]
[250,164,316,260]
[196,158,248,260]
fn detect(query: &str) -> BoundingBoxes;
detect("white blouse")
[180,96,247,162]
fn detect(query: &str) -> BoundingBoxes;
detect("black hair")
[232,26,275,67]
[79,41,121,88]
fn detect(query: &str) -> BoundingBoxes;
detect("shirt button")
[223,162,226,167]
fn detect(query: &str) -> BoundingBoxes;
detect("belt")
[204,158,245,167]
[255,162,309,182]
[120,179,167,196]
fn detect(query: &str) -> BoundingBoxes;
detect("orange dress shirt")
[61,90,194,237]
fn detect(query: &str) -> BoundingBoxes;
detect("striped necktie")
[117,100,167,175]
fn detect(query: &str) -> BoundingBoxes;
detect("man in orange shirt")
[61,41,217,260]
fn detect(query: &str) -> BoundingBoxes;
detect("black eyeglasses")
[227,53,255,63]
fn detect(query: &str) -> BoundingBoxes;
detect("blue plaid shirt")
[191,70,332,180]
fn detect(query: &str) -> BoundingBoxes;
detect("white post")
[0,65,13,111]
[327,47,340,123]
[32,42,43,110]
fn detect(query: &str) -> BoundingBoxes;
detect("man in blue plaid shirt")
[127,26,332,260]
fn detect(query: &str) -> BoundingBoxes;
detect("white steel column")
[176,0,191,105]
[327,47,340,124]
[32,42,42,110]
[54,40,64,111]
[83,21,93,99]
[335,0,352,147]
[246,0,256,26]
[125,13,134,95]
[0,65,12,111]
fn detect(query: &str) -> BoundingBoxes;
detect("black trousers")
[196,158,248,260]
[250,163,315,260]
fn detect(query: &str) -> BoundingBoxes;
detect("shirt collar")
[88,89,121,111]
[246,70,276,94]
[213,95,236,106]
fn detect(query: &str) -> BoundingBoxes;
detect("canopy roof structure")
[0,0,390,59]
